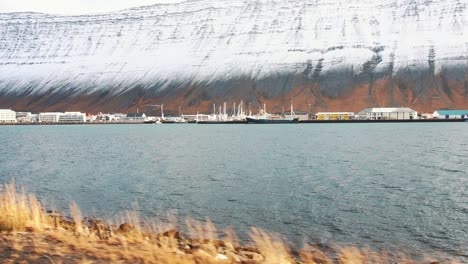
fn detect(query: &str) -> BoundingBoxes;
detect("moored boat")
[246,116,298,124]
[246,104,299,124]
[197,120,248,124]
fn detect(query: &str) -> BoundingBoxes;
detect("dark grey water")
[1,124,467,260]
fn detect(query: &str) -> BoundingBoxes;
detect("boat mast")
[223,102,227,120]
[233,102,236,118]
[239,100,243,116]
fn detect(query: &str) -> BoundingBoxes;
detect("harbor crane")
[147,104,164,119]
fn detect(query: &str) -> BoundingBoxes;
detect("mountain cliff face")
[0,0,467,114]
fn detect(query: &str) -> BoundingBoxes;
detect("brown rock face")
[1,67,467,115]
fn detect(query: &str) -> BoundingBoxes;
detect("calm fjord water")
[1,124,467,259]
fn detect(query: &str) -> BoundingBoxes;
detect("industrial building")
[432,110,468,119]
[0,109,16,123]
[358,108,418,120]
[315,112,355,120]
[285,111,309,121]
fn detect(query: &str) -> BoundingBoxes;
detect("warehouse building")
[0,109,16,123]
[358,107,418,120]
[315,112,355,120]
[432,110,468,119]
[285,111,309,121]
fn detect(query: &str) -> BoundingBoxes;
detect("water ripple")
[0,124,467,261]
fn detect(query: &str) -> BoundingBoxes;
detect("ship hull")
[246,117,299,124]
[197,120,248,124]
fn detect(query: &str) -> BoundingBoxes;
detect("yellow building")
[315,112,355,120]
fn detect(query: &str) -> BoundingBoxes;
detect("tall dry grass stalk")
[249,227,295,264]
[70,201,84,233]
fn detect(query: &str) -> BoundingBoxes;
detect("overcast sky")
[0,0,184,15]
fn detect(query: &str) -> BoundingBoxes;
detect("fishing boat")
[246,104,299,124]
[196,102,249,124]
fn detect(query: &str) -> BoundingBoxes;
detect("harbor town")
[1,104,468,124]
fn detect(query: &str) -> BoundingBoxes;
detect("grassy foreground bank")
[0,182,457,264]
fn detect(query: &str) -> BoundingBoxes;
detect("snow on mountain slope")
[0,0,467,109]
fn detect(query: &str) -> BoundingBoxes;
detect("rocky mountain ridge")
[0,0,467,113]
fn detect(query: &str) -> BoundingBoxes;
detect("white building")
[0,109,16,123]
[125,113,147,122]
[315,112,355,120]
[113,113,127,121]
[38,112,62,123]
[285,111,309,121]
[16,112,34,123]
[181,114,212,122]
[358,108,418,120]
[96,113,115,122]
[432,110,468,119]
[58,112,86,123]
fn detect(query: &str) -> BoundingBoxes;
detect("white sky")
[0,0,184,15]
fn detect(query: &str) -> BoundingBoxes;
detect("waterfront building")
[113,113,127,121]
[432,110,468,119]
[358,108,417,120]
[31,114,39,122]
[16,112,34,122]
[58,112,86,123]
[38,112,63,123]
[0,109,16,123]
[182,114,211,122]
[162,116,186,123]
[88,115,98,122]
[315,112,355,120]
[285,111,309,121]
[420,113,433,119]
[125,113,147,122]
[97,113,116,122]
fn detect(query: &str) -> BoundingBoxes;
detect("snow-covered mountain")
[0,0,467,112]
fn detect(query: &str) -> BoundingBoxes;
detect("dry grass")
[0,182,51,232]
[0,181,460,264]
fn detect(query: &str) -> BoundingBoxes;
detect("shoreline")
[0,118,466,126]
